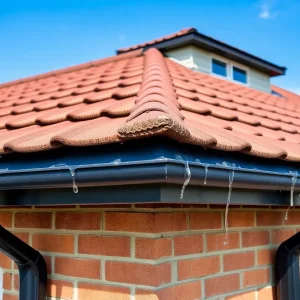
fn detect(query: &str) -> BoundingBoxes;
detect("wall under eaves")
[0,204,296,299]
[165,45,271,93]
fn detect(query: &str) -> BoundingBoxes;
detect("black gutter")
[119,32,286,76]
[275,231,300,300]
[0,161,298,192]
[0,225,47,300]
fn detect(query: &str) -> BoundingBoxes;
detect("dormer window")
[212,58,227,77]
[211,56,248,85]
[233,66,247,84]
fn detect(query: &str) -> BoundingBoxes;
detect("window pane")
[233,66,247,83]
[212,59,227,77]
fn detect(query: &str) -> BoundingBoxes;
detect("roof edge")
[117,29,286,77]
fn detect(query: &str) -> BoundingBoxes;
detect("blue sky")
[1,0,299,92]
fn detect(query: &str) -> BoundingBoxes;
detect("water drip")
[222,162,236,245]
[113,158,121,166]
[195,159,209,185]
[176,155,191,200]
[285,171,298,221]
[180,161,191,200]
[70,168,78,194]
[165,165,168,179]
[204,165,208,185]
[51,164,78,194]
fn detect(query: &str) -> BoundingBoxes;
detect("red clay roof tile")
[0,44,300,162]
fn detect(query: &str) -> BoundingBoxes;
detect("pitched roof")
[0,44,300,161]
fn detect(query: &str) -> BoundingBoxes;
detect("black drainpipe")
[0,225,47,300]
[275,231,300,300]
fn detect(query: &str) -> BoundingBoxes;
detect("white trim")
[210,54,249,86]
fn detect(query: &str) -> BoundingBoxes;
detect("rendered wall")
[165,45,271,93]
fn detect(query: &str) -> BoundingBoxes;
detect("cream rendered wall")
[165,45,271,93]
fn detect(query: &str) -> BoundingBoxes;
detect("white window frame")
[210,54,249,86]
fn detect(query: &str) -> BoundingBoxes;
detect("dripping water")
[52,164,78,194]
[285,171,298,221]
[195,159,209,185]
[69,168,78,194]
[204,165,209,185]
[176,155,192,200]
[222,162,236,245]
[113,158,121,166]
[180,160,191,200]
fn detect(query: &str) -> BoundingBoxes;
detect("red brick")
[224,251,255,271]
[257,248,276,265]
[135,238,172,259]
[284,211,300,225]
[134,203,207,209]
[271,229,295,245]
[158,281,202,299]
[136,281,202,300]
[3,295,18,300]
[189,212,222,230]
[32,234,74,253]
[174,235,204,256]
[105,261,171,286]
[257,286,276,300]
[14,274,19,291]
[243,268,270,288]
[105,212,188,232]
[55,257,100,279]
[256,212,283,226]
[0,252,12,269]
[3,272,12,290]
[205,273,240,297]
[135,290,158,300]
[207,232,240,252]
[78,236,130,257]
[47,279,74,299]
[228,212,255,228]
[15,212,52,229]
[55,212,101,230]
[226,290,256,300]
[78,283,130,300]
[79,204,131,208]
[178,256,220,280]
[242,231,269,247]
[44,255,53,274]
[0,212,12,228]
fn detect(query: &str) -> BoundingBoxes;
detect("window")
[233,66,247,84]
[212,59,227,77]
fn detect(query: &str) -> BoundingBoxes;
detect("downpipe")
[0,225,47,300]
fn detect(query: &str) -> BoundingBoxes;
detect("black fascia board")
[141,32,286,77]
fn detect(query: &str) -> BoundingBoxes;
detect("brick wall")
[0,204,297,300]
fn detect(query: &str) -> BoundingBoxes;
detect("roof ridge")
[117,27,197,54]
[0,49,143,90]
[118,48,216,147]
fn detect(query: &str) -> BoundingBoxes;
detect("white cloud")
[258,2,277,19]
